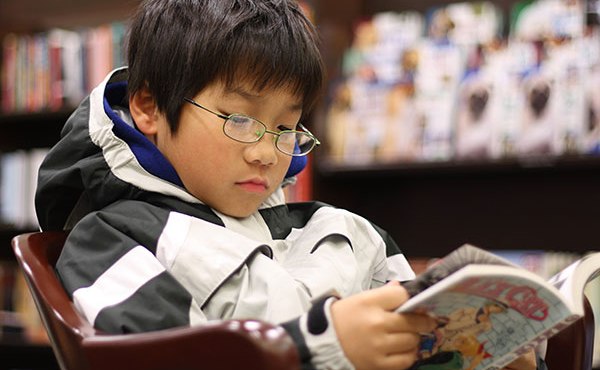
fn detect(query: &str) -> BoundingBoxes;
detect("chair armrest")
[82,319,300,370]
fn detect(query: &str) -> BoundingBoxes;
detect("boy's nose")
[244,135,279,166]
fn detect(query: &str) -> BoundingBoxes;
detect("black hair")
[127,0,325,132]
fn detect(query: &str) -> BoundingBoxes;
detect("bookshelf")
[1,341,58,370]
[311,0,600,261]
[0,110,66,151]
[0,0,140,367]
[1,0,599,367]
[312,3,600,364]
[0,110,68,259]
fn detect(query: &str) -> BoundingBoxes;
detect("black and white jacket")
[35,68,415,369]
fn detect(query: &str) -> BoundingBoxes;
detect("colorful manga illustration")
[412,301,506,370]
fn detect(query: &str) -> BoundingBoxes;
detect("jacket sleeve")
[56,205,202,333]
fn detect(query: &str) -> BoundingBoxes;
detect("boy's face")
[150,81,301,218]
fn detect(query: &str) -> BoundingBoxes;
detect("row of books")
[1,22,127,114]
[325,0,600,165]
[0,149,49,229]
[0,0,313,116]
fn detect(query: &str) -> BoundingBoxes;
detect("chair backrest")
[545,295,596,370]
[12,231,300,370]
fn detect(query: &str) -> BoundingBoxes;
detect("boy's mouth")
[236,179,269,193]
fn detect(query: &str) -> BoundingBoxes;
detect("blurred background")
[0,0,599,368]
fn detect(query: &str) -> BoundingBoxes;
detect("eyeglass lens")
[223,115,314,155]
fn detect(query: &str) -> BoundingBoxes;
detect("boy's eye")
[278,125,295,132]
[229,115,251,124]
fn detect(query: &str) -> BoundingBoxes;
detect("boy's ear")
[130,85,159,136]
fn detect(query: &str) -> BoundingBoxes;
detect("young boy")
[35,1,541,369]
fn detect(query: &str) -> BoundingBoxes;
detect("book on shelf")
[398,244,600,370]
[0,148,50,229]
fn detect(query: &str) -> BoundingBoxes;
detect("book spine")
[1,34,18,113]
[48,32,64,111]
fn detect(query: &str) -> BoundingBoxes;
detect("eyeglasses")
[184,98,320,157]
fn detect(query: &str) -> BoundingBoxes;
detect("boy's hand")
[501,349,537,370]
[331,281,436,370]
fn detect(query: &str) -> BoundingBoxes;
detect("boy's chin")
[227,211,255,219]
[216,204,260,219]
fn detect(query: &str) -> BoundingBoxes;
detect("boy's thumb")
[372,281,410,310]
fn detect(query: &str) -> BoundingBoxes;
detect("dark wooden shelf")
[0,340,57,370]
[317,154,600,178]
[0,227,36,260]
[360,0,518,19]
[313,154,600,258]
[0,107,74,124]
[1,313,56,369]
[0,109,72,151]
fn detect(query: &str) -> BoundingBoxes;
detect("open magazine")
[398,244,600,370]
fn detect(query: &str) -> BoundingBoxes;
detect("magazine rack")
[11,231,300,370]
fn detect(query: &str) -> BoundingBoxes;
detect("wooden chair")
[11,231,300,370]
[545,295,596,370]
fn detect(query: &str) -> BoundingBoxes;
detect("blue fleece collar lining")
[103,81,185,187]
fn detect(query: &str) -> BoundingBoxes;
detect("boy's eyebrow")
[288,102,303,112]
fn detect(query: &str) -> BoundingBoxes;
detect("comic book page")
[399,265,580,370]
[547,252,600,316]
[401,244,517,298]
